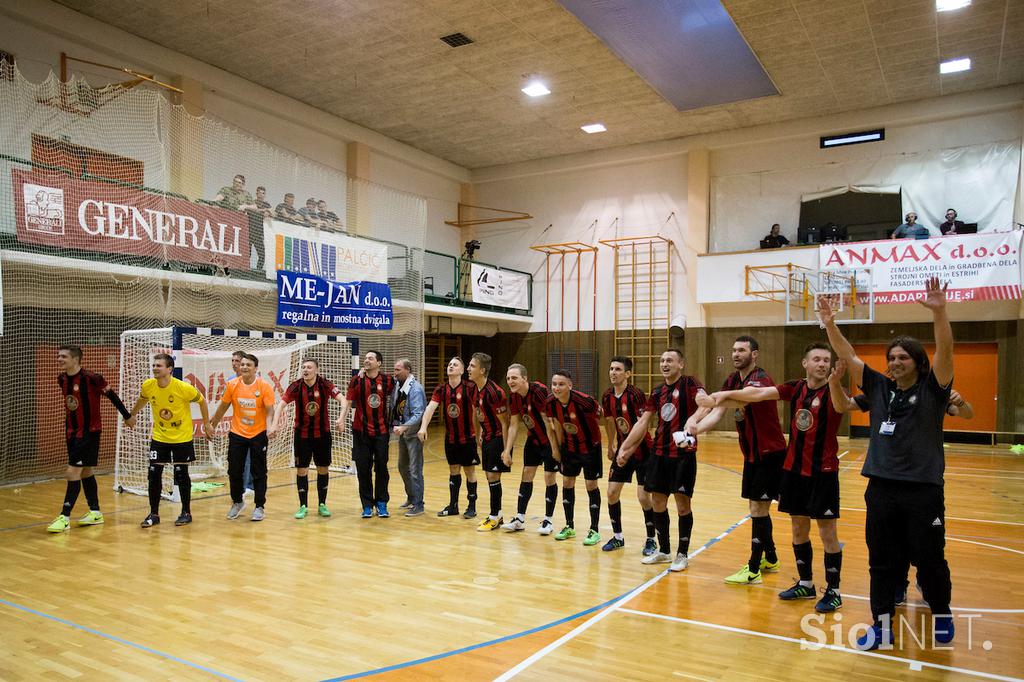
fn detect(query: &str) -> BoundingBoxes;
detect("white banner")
[470,263,530,309]
[819,231,1023,304]
[264,219,388,284]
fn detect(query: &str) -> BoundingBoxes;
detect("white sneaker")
[670,553,689,572]
[538,520,554,536]
[642,552,673,565]
[251,507,265,522]
[502,517,525,532]
[227,502,244,520]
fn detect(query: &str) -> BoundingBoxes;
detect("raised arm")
[948,390,973,419]
[920,277,953,387]
[827,359,859,413]
[818,296,864,387]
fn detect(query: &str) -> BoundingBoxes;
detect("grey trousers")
[397,423,424,507]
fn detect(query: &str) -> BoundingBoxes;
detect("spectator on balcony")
[939,208,966,235]
[275,193,300,222]
[760,223,790,249]
[891,212,930,240]
[251,186,273,218]
[298,197,325,228]
[318,200,343,231]
[215,174,256,211]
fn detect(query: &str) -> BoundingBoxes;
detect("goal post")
[115,326,359,497]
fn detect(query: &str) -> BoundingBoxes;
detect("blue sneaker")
[376,501,389,518]
[856,624,892,651]
[934,615,955,644]
[602,537,625,552]
[361,506,373,518]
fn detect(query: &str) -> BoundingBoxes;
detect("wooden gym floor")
[1,432,1021,681]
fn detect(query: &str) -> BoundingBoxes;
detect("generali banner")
[13,169,249,268]
[819,231,1023,304]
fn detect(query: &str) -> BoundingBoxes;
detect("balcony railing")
[423,250,532,316]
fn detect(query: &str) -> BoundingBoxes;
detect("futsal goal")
[114,326,359,497]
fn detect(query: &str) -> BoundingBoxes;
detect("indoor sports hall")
[1,1,1023,680]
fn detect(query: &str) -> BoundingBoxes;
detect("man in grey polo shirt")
[392,358,426,517]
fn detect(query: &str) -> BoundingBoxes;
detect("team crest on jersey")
[522,413,536,429]
[159,408,173,421]
[73,384,80,392]
[368,394,382,408]
[811,397,820,409]
[795,408,813,432]
[660,403,678,421]
[908,394,917,405]
[615,416,630,434]
[672,389,680,399]
[313,391,320,399]
[65,395,79,411]
[447,404,461,418]
[563,422,579,435]
[305,402,320,416]
[733,408,744,422]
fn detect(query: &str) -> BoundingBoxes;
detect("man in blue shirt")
[392,358,427,516]
[891,212,930,240]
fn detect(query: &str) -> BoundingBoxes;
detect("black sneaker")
[174,512,193,526]
[140,513,160,528]
[437,505,460,517]
[778,581,816,600]
[462,507,477,519]
[815,588,843,613]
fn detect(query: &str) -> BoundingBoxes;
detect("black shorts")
[778,469,840,520]
[609,453,648,485]
[560,446,603,481]
[644,454,697,496]
[523,440,559,472]
[741,449,785,501]
[295,434,332,469]
[67,432,101,467]
[482,437,510,473]
[149,439,196,464]
[445,441,480,467]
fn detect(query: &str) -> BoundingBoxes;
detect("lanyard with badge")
[880,388,906,436]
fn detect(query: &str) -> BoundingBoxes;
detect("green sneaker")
[294,505,308,519]
[760,557,781,573]
[47,514,70,533]
[554,525,577,541]
[318,503,331,518]
[76,510,104,526]
[582,529,601,546]
[724,565,763,585]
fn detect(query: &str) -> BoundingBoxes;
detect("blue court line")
[0,596,244,681]
[321,511,754,681]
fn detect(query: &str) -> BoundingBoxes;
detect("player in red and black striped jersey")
[500,364,558,534]
[546,370,604,546]
[47,344,130,533]
[702,342,844,614]
[619,349,705,572]
[419,356,480,518]
[469,352,511,532]
[599,356,656,554]
[688,336,786,585]
[271,358,345,520]
[340,351,396,518]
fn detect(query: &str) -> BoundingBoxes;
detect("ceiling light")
[820,129,885,148]
[521,81,550,97]
[581,123,606,134]
[936,0,970,11]
[940,57,971,74]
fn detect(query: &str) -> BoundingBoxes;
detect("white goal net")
[115,326,358,497]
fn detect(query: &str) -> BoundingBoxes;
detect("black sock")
[749,516,769,574]
[545,484,558,517]
[517,481,533,516]
[764,515,778,563]
[449,474,462,510]
[587,488,601,532]
[81,475,100,511]
[824,550,842,590]
[677,512,693,556]
[317,473,329,504]
[609,501,623,534]
[173,465,191,514]
[489,480,502,517]
[147,464,163,515]
[61,480,82,516]
[655,510,671,554]
[642,507,655,539]
[466,480,477,509]
[794,541,814,582]
[296,474,309,507]
[562,487,575,528]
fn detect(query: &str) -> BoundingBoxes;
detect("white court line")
[835,592,1024,614]
[838,450,849,459]
[617,608,1023,682]
[950,537,1024,557]
[839,507,1024,527]
[493,515,752,681]
[943,472,1024,480]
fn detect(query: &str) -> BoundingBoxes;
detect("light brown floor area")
[0,433,1021,681]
